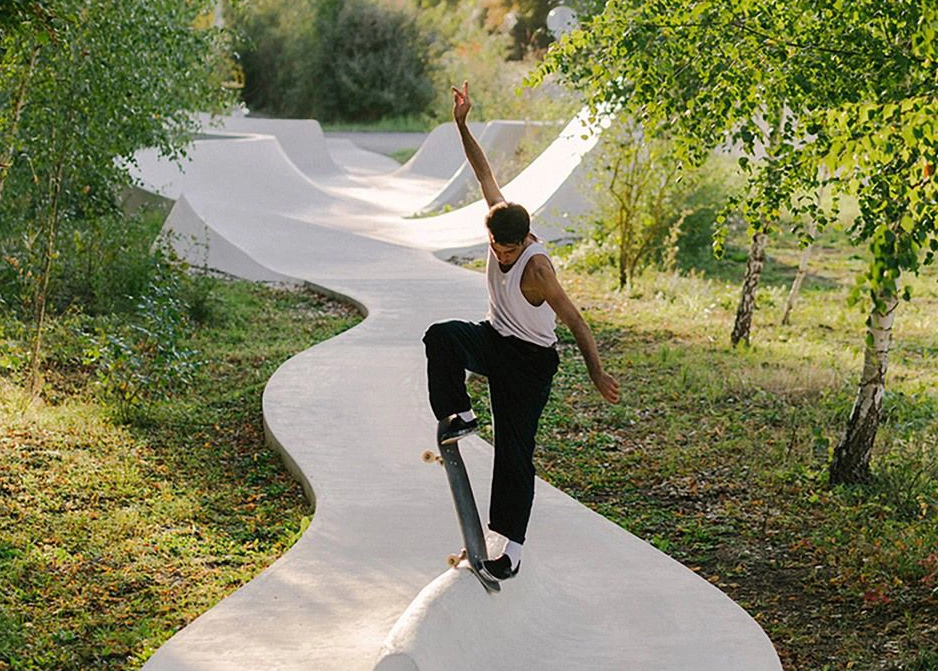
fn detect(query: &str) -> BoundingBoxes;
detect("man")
[423,81,619,582]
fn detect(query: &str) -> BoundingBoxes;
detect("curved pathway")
[134,116,782,670]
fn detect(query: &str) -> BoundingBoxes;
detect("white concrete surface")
[203,115,343,178]
[132,112,783,671]
[415,120,535,216]
[393,121,485,180]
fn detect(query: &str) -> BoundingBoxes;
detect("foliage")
[565,137,735,287]
[1,0,234,395]
[44,205,170,317]
[533,0,938,311]
[81,257,201,422]
[590,119,697,288]
[0,280,361,670]
[532,0,938,483]
[236,0,434,122]
[235,0,580,126]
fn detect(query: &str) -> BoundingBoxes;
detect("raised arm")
[452,81,505,208]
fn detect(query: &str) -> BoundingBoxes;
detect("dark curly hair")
[485,202,530,245]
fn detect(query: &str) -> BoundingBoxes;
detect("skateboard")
[422,442,501,593]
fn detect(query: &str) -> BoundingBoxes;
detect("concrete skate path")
[135,117,782,670]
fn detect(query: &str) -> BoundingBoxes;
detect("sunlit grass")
[0,280,361,670]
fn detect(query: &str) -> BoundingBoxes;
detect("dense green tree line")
[234,0,599,122]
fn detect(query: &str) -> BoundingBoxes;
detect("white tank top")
[486,241,557,348]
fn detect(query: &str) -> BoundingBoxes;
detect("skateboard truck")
[422,441,500,593]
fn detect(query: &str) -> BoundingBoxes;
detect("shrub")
[51,206,170,316]
[572,125,738,288]
[237,0,434,122]
[82,255,201,422]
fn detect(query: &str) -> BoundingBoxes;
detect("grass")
[320,115,435,133]
[0,279,361,670]
[467,224,938,670]
[389,147,419,165]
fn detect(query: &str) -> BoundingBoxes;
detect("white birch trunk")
[780,225,816,326]
[829,289,899,484]
[730,230,768,347]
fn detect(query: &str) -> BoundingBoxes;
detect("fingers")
[603,375,620,404]
[452,80,470,103]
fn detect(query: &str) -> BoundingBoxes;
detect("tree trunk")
[730,230,768,347]
[27,138,68,397]
[829,289,899,485]
[780,222,817,326]
[0,44,40,204]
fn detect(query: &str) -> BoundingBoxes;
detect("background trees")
[234,0,581,124]
[237,0,434,122]
[0,0,233,396]
[533,0,937,485]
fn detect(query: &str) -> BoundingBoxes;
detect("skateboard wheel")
[421,450,441,465]
[447,553,461,567]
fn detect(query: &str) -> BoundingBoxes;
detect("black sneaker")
[480,554,520,581]
[437,415,479,445]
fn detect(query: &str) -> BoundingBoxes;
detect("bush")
[236,0,580,125]
[570,129,738,287]
[82,258,202,422]
[238,0,434,122]
[52,206,170,316]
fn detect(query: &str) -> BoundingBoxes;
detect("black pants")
[423,320,559,544]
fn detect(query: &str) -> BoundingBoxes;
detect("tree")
[533,0,938,484]
[1,0,233,396]
[236,0,433,122]
[780,219,818,326]
[588,118,694,290]
[0,2,55,203]
[531,4,810,347]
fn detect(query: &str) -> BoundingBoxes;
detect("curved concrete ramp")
[325,137,405,177]
[394,121,485,179]
[376,491,779,670]
[132,113,782,671]
[531,161,594,241]
[370,110,605,252]
[202,115,343,178]
[161,195,297,285]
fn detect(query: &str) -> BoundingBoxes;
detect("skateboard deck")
[422,442,500,593]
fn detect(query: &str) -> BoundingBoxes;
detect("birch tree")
[780,219,817,326]
[1,0,233,396]
[533,0,938,485]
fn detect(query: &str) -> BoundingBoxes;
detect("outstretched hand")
[452,80,471,125]
[593,370,620,404]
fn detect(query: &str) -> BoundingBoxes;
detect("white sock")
[504,540,523,569]
[458,410,475,422]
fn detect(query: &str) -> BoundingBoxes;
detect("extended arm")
[527,257,620,404]
[452,81,505,208]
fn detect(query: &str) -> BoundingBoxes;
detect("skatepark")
[131,112,783,670]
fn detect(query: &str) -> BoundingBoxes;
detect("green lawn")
[0,280,361,670]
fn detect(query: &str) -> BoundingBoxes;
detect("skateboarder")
[423,81,620,582]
